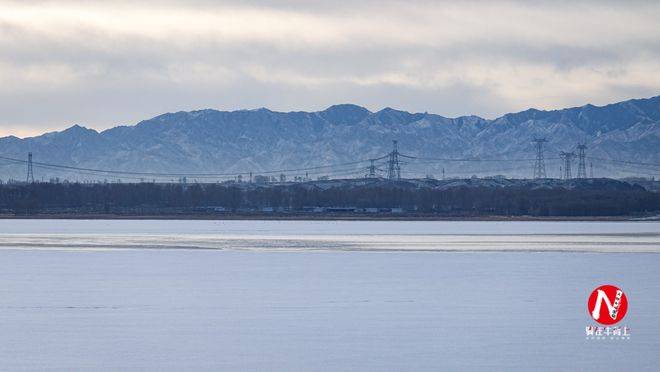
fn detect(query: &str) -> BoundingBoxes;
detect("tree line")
[0,182,658,217]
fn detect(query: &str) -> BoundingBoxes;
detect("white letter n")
[592,289,621,320]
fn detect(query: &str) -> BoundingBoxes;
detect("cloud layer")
[1,0,659,136]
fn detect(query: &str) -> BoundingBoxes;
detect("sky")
[1,0,659,137]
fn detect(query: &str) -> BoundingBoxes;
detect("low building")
[325,207,357,213]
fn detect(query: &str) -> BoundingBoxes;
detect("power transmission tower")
[532,138,548,179]
[365,159,377,178]
[590,162,593,178]
[576,143,587,179]
[26,152,34,183]
[387,140,401,180]
[559,151,576,180]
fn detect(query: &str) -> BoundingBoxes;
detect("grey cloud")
[0,0,659,136]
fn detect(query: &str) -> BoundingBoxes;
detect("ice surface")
[0,220,659,370]
[0,220,658,253]
[1,219,659,235]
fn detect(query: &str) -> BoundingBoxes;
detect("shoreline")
[0,213,656,221]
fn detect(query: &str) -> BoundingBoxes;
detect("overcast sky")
[1,0,659,137]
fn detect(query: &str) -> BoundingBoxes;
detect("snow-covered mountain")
[1,96,659,181]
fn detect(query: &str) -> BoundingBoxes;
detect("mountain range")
[1,95,659,182]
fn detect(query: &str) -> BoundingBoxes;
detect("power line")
[399,154,540,162]
[0,144,657,182]
[589,157,660,169]
[0,154,373,178]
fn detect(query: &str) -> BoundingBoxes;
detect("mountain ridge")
[6,94,660,140]
[1,95,658,181]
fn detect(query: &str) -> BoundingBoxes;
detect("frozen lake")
[1,220,659,370]
[1,219,659,252]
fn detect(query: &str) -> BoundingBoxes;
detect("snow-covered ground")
[0,220,659,370]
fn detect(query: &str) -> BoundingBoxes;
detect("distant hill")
[1,96,659,181]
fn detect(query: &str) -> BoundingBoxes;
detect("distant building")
[253,175,269,184]
[303,206,325,213]
[325,207,357,213]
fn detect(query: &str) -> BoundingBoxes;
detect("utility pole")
[590,162,594,178]
[576,143,587,179]
[387,140,401,180]
[26,152,34,183]
[532,138,547,179]
[442,167,445,180]
[559,151,576,180]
